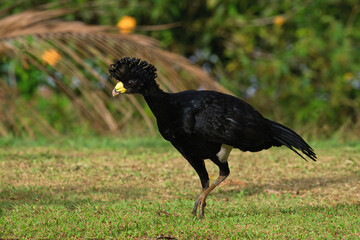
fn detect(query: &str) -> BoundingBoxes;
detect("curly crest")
[109,57,157,81]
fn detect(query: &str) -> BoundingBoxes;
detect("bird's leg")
[184,159,210,216]
[192,184,209,216]
[198,173,228,217]
[195,159,230,218]
[192,174,228,216]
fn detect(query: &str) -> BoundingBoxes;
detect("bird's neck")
[142,81,165,97]
[143,85,171,118]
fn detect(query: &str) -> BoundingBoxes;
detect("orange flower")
[273,16,285,26]
[41,49,61,66]
[344,72,354,81]
[117,16,137,34]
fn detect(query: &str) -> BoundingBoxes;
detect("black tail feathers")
[268,119,317,162]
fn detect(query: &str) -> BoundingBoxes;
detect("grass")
[0,137,359,239]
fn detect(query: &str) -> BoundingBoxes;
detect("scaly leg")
[184,159,210,216]
[193,159,230,218]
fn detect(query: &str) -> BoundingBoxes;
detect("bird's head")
[109,57,158,96]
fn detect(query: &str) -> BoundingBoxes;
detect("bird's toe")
[192,197,201,216]
[199,199,206,218]
[192,194,207,218]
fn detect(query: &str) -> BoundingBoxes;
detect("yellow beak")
[112,82,126,96]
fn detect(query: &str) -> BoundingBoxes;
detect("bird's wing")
[190,92,272,149]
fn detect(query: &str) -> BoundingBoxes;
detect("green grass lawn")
[0,137,359,239]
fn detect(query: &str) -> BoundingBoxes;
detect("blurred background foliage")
[1,0,359,139]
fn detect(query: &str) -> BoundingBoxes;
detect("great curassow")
[109,57,317,218]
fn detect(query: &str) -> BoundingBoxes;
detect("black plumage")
[109,57,317,217]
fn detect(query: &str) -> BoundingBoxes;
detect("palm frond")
[0,8,230,136]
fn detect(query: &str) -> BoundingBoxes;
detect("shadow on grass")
[213,173,360,197]
[0,184,149,213]
[210,202,360,220]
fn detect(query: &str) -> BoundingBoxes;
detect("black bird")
[109,57,316,217]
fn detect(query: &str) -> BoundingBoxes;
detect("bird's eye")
[127,80,135,87]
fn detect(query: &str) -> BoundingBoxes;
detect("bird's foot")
[192,194,206,218]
